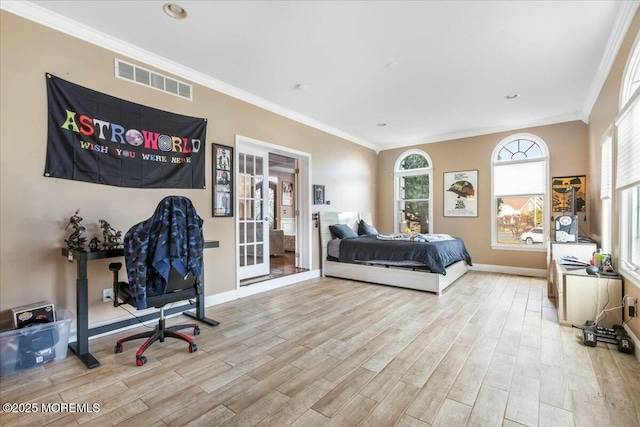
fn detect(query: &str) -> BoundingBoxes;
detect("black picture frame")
[212,143,233,217]
[313,185,325,205]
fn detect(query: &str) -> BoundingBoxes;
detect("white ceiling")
[4,1,638,152]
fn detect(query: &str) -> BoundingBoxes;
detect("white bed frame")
[319,212,468,295]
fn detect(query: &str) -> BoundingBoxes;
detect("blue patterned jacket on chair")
[124,196,204,309]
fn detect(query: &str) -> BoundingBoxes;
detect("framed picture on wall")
[443,170,478,217]
[212,143,233,217]
[552,175,586,213]
[282,181,293,206]
[313,185,325,205]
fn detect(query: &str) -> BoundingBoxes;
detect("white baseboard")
[68,272,321,343]
[204,289,239,307]
[623,323,640,362]
[237,270,319,298]
[71,265,554,343]
[469,263,547,278]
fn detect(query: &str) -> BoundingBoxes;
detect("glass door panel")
[238,149,269,279]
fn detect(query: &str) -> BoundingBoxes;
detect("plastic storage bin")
[0,309,74,377]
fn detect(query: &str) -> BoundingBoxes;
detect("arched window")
[618,31,640,284]
[620,31,640,109]
[394,150,433,233]
[491,134,549,248]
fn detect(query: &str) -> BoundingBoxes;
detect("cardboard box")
[12,301,56,329]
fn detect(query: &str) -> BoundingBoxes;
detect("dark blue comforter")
[337,235,472,275]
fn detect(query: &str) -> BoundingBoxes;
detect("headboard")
[318,211,373,275]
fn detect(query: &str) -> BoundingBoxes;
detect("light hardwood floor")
[1,271,640,426]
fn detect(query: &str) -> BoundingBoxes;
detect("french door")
[238,145,270,280]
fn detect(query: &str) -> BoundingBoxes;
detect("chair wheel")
[136,355,147,366]
[194,326,200,335]
[189,343,197,353]
[114,343,123,354]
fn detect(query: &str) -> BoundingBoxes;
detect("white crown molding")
[376,111,585,151]
[582,1,640,121]
[1,1,377,152]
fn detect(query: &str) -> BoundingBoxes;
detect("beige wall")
[0,11,377,325]
[3,7,639,340]
[377,120,589,271]
[587,11,640,339]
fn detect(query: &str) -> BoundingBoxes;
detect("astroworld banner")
[44,74,206,189]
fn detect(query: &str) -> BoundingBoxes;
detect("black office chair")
[109,263,200,366]
[108,195,204,366]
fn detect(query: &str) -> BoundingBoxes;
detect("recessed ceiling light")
[377,123,387,127]
[294,83,308,91]
[163,3,187,19]
[505,93,520,100]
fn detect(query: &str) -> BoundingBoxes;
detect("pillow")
[329,223,358,239]
[358,220,379,236]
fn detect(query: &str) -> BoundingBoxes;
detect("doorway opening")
[240,252,305,286]
[236,135,311,290]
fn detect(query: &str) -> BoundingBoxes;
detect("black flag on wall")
[44,74,206,189]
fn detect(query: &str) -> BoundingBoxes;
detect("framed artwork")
[212,143,233,217]
[282,181,293,206]
[552,175,586,213]
[313,185,325,205]
[443,170,478,217]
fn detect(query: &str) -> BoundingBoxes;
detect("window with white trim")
[600,127,613,252]
[617,95,640,282]
[394,150,433,233]
[620,31,640,108]
[491,134,548,248]
[618,31,640,285]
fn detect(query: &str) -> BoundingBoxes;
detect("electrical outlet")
[626,296,637,317]
[102,288,113,303]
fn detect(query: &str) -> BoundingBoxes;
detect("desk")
[62,240,219,369]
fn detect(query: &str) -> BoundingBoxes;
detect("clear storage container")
[0,309,74,377]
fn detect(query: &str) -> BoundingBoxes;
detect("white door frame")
[235,135,312,295]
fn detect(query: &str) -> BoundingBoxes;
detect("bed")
[319,211,471,294]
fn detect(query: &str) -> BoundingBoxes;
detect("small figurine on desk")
[99,219,122,248]
[64,208,87,251]
[88,237,101,251]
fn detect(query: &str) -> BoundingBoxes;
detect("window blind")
[616,91,640,190]
[494,160,545,196]
[600,132,612,200]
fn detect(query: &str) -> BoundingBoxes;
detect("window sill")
[491,244,547,252]
[621,267,640,290]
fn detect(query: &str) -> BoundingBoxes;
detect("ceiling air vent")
[115,59,192,101]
